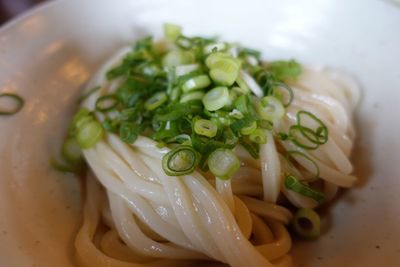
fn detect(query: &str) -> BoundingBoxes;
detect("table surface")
[0,0,45,25]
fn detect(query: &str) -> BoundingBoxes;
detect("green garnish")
[208,148,240,180]
[162,145,198,176]
[65,24,329,180]
[268,59,302,82]
[292,208,321,239]
[0,93,24,116]
[284,175,325,204]
[287,111,329,150]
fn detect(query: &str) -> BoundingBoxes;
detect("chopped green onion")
[182,75,211,92]
[62,137,83,165]
[180,91,205,103]
[202,86,230,111]
[208,148,240,180]
[102,118,119,133]
[156,103,202,121]
[235,75,251,94]
[203,43,226,54]
[292,208,321,239]
[76,120,104,149]
[256,95,285,121]
[268,59,302,82]
[165,134,191,144]
[70,108,92,136]
[119,122,140,144]
[162,145,198,176]
[249,129,267,144]
[194,119,218,138]
[175,64,200,77]
[240,121,257,135]
[95,94,119,112]
[296,111,328,145]
[257,119,273,130]
[287,111,329,150]
[145,92,167,110]
[229,109,244,119]
[285,150,320,181]
[205,52,230,68]
[170,87,181,102]
[164,23,182,41]
[284,175,325,204]
[163,50,195,67]
[230,116,255,135]
[288,125,320,150]
[0,93,24,116]
[271,82,294,107]
[209,58,241,86]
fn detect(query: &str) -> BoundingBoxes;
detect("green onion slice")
[249,129,267,144]
[284,175,325,204]
[240,121,257,135]
[208,148,240,180]
[296,111,328,145]
[209,58,240,86]
[256,95,285,121]
[0,93,24,116]
[162,145,198,176]
[271,82,294,107]
[182,75,211,92]
[76,120,104,149]
[180,91,205,103]
[292,208,321,239]
[194,119,218,138]
[145,92,168,111]
[95,94,119,112]
[202,86,230,111]
[119,122,140,144]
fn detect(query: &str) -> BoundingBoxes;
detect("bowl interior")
[0,0,399,266]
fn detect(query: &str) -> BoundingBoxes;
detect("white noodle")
[74,46,360,267]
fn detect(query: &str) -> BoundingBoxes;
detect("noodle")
[71,28,359,267]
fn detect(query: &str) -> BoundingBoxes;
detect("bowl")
[1,0,399,266]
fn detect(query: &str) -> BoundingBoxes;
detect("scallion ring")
[145,92,168,111]
[95,94,119,112]
[162,145,198,176]
[249,129,267,144]
[202,86,231,111]
[194,119,218,138]
[240,121,257,135]
[0,93,24,116]
[297,111,328,145]
[288,125,321,150]
[182,75,211,92]
[256,95,285,121]
[208,148,240,180]
[292,208,321,239]
[270,82,294,107]
[284,175,325,204]
[76,120,104,149]
[179,91,205,103]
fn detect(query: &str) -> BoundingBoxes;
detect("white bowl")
[1,0,399,266]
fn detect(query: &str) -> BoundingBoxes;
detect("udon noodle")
[73,36,359,267]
